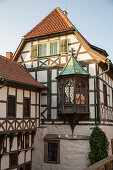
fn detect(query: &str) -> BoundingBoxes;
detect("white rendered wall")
[32,125,91,170]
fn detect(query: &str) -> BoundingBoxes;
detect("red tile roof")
[0,55,45,89]
[24,7,74,38]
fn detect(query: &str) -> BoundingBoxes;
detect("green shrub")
[88,126,109,165]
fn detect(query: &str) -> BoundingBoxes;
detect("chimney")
[6,52,13,60]
[63,10,68,17]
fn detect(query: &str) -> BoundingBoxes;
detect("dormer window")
[56,54,89,132]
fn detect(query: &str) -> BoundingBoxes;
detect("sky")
[0,0,113,61]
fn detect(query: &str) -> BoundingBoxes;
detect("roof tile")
[24,7,74,38]
[0,55,45,89]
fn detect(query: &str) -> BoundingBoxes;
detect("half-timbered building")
[0,55,45,170]
[12,7,113,170]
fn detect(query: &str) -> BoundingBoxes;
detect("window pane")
[76,80,86,105]
[103,84,107,106]
[25,163,31,170]
[48,142,57,162]
[50,42,58,55]
[10,153,18,167]
[38,44,47,57]
[24,99,30,117]
[8,96,15,117]
[64,80,74,105]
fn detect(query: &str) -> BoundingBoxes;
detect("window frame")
[103,84,107,107]
[8,95,16,118]
[38,42,48,57]
[112,90,113,107]
[23,97,30,118]
[9,152,18,168]
[50,41,59,56]
[44,140,60,164]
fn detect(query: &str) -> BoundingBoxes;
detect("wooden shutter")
[8,96,15,117]
[33,44,37,57]
[31,44,37,57]
[60,39,67,53]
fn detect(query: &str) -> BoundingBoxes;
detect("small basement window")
[44,140,60,164]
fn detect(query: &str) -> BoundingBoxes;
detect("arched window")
[64,79,74,105]
[76,78,86,105]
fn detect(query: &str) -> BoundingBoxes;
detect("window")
[58,77,88,114]
[103,84,107,106]
[9,152,18,168]
[23,98,30,117]
[60,39,68,53]
[64,80,74,105]
[112,90,113,107]
[76,80,86,105]
[50,41,58,55]
[25,132,29,148]
[8,96,16,117]
[38,43,47,57]
[25,162,31,170]
[31,44,37,57]
[17,132,22,149]
[44,140,60,164]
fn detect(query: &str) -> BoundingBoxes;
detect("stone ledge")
[44,134,89,140]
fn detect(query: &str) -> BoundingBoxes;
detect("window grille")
[64,80,74,105]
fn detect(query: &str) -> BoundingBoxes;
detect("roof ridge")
[56,7,74,28]
[23,7,74,38]
[24,7,60,37]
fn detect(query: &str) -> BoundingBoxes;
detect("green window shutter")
[38,44,41,57]
[59,39,68,53]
